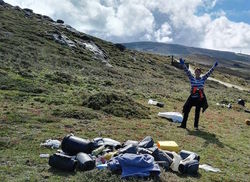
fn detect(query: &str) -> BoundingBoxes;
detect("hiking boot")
[194,127,199,131]
[177,125,186,129]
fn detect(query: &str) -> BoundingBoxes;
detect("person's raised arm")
[180,58,193,81]
[202,61,218,80]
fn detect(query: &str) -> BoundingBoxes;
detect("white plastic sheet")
[148,99,158,105]
[158,112,183,123]
[40,139,61,149]
[199,164,221,172]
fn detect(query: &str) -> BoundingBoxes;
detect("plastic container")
[76,153,95,171]
[178,159,199,174]
[138,136,154,148]
[118,144,137,154]
[91,145,105,156]
[49,153,76,171]
[61,134,94,155]
[96,163,108,170]
[164,151,174,159]
[123,140,139,146]
[180,150,200,161]
[154,150,173,170]
[157,141,179,152]
[156,102,164,107]
[104,151,117,160]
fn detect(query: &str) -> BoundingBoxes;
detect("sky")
[4,0,250,54]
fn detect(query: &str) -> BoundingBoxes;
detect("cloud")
[154,23,173,43]
[4,0,250,54]
[202,16,250,53]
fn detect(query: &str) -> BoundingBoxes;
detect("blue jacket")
[107,153,160,178]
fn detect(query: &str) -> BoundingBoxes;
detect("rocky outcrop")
[42,15,54,22]
[13,6,22,11]
[76,40,111,67]
[56,19,64,24]
[51,31,76,48]
[23,8,33,17]
[0,0,5,5]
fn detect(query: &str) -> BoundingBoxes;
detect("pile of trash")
[40,134,218,179]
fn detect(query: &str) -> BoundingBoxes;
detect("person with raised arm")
[178,58,218,130]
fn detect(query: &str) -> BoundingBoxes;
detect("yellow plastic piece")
[157,141,180,152]
[103,151,117,160]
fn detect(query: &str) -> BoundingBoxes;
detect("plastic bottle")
[96,163,108,170]
[91,145,105,156]
[103,151,117,160]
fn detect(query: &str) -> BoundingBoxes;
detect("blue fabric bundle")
[108,153,160,178]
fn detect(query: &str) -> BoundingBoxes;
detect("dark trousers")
[181,97,202,128]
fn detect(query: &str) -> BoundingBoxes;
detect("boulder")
[13,6,22,11]
[56,19,64,24]
[23,8,33,17]
[36,14,43,19]
[23,8,33,13]
[42,15,54,22]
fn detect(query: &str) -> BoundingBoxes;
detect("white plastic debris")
[199,164,221,172]
[39,154,50,158]
[40,139,61,149]
[158,112,183,123]
[148,99,164,107]
[216,103,232,109]
[148,99,158,105]
[170,152,182,172]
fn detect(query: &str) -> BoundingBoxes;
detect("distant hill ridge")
[123,41,250,63]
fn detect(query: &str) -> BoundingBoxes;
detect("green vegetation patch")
[45,71,75,85]
[52,106,100,120]
[84,92,150,118]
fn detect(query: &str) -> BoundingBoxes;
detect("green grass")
[0,3,250,182]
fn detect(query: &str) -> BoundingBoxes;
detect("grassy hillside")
[0,2,249,182]
[123,42,250,86]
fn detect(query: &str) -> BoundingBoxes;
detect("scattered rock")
[246,119,250,125]
[56,19,64,24]
[57,24,82,37]
[13,6,22,11]
[23,8,33,13]
[52,32,76,48]
[23,8,33,17]
[80,35,91,41]
[76,40,111,67]
[42,15,54,22]
[0,85,8,90]
[36,14,43,19]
